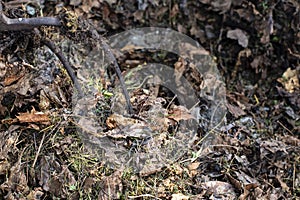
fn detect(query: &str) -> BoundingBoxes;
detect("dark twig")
[90,30,134,114]
[42,38,83,98]
[0,2,61,31]
[102,40,134,114]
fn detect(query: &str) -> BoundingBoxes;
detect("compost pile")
[0,0,299,199]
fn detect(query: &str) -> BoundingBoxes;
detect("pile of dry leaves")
[0,0,299,199]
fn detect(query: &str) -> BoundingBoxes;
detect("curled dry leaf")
[226,103,246,118]
[187,162,200,177]
[39,89,51,110]
[277,67,299,93]
[227,29,249,48]
[106,113,137,129]
[168,105,195,122]
[171,164,184,175]
[163,178,176,190]
[201,181,236,198]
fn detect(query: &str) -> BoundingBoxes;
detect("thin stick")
[100,38,133,114]
[128,194,162,200]
[42,38,83,98]
[0,3,61,31]
[32,131,45,168]
[32,123,58,168]
[90,30,133,114]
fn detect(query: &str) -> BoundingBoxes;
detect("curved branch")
[0,2,61,31]
[42,38,83,98]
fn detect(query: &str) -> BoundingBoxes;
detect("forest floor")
[0,0,299,199]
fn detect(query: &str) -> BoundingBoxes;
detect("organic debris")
[0,0,299,199]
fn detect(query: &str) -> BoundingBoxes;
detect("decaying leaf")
[227,29,249,48]
[187,162,200,177]
[26,187,44,200]
[277,67,299,93]
[201,181,236,198]
[98,169,123,200]
[3,74,24,86]
[69,0,82,6]
[16,107,50,123]
[168,105,195,122]
[0,160,10,175]
[39,156,77,198]
[106,113,137,129]
[99,0,117,6]
[259,139,289,160]
[276,174,290,193]
[234,171,259,190]
[39,89,51,110]
[199,0,232,13]
[1,156,30,198]
[16,74,32,96]
[226,103,246,118]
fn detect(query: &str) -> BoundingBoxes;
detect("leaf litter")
[0,0,299,199]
